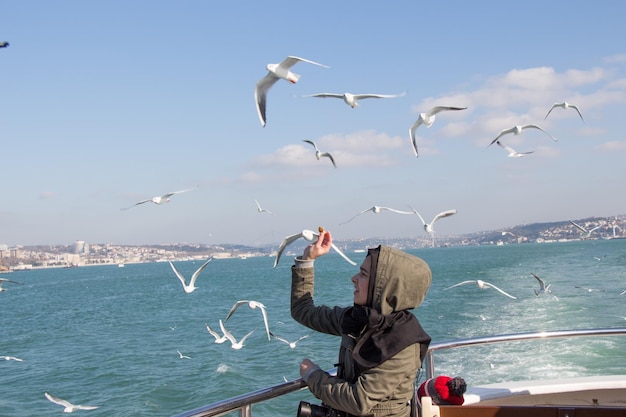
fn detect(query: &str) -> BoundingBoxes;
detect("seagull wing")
[274,232,304,268]
[409,120,423,157]
[570,105,584,121]
[544,103,559,119]
[352,92,406,100]
[430,209,457,225]
[120,199,151,210]
[206,323,222,340]
[169,261,188,288]
[188,258,213,287]
[255,73,280,127]
[330,242,357,266]
[380,207,413,215]
[170,186,198,195]
[482,282,517,299]
[239,330,255,345]
[443,280,477,290]
[426,106,467,117]
[302,139,318,151]
[307,92,344,99]
[339,208,371,225]
[219,320,237,344]
[270,332,291,345]
[321,152,337,168]
[408,206,427,226]
[488,127,514,147]
[225,300,249,321]
[523,124,557,142]
[0,278,22,285]
[256,304,271,340]
[45,392,72,408]
[569,220,587,233]
[75,405,99,411]
[282,56,330,69]
[531,273,545,289]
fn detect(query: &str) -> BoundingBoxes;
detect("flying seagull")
[488,124,557,147]
[0,42,8,48]
[0,277,22,292]
[273,229,356,268]
[255,56,329,127]
[177,350,191,359]
[494,140,534,158]
[531,273,551,296]
[120,186,197,210]
[409,207,457,235]
[254,199,271,214]
[444,279,517,299]
[302,140,336,168]
[270,331,312,349]
[225,300,271,340]
[544,102,584,122]
[206,323,229,344]
[304,91,406,108]
[569,220,601,239]
[168,258,213,293]
[340,206,413,225]
[409,106,467,157]
[44,392,99,413]
[1,355,24,361]
[219,319,255,350]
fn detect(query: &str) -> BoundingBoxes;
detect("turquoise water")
[1,239,625,416]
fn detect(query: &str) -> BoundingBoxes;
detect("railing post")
[240,404,251,417]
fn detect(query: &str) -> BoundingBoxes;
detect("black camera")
[297,401,346,417]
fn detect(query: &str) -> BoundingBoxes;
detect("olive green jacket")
[291,246,432,417]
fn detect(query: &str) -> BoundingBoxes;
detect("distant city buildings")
[1,216,624,270]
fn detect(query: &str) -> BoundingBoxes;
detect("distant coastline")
[2,215,624,272]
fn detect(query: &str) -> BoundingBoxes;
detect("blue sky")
[1,1,625,246]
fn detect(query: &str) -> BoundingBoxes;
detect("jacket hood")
[369,246,432,315]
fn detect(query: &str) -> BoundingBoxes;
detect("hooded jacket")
[291,246,432,417]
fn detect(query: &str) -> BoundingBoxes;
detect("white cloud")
[594,141,626,152]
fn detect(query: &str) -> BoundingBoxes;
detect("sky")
[1,1,625,247]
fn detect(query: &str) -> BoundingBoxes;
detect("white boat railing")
[171,327,626,417]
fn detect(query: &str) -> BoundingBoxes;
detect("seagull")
[270,331,312,349]
[0,42,9,48]
[0,277,22,292]
[409,106,467,157]
[444,280,517,300]
[531,273,551,296]
[219,319,255,350]
[273,229,357,268]
[168,258,213,293]
[544,102,584,122]
[494,140,534,158]
[255,56,329,127]
[225,300,271,340]
[409,207,457,235]
[569,220,601,239]
[302,140,336,168]
[488,124,557,147]
[44,392,99,413]
[177,350,191,359]
[340,206,413,225]
[304,91,406,108]
[1,356,24,361]
[120,186,197,210]
[206,323,229,344]
[254,199,271,214]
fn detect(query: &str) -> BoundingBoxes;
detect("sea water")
[1,239,625,416]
